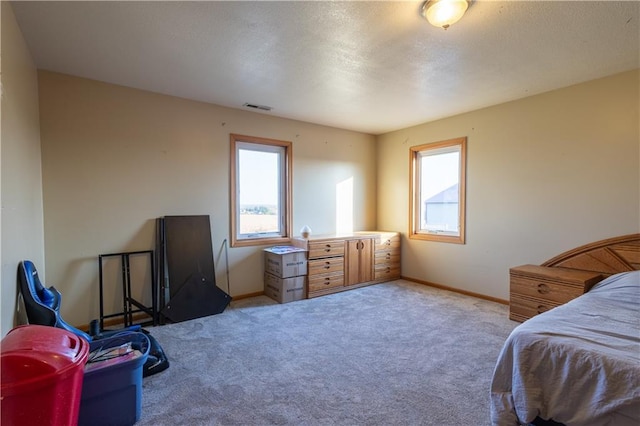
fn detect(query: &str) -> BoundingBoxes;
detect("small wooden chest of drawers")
[509,264,603,322]
[291,237,349,298]
[373,233,401,281]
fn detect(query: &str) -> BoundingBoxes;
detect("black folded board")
[161,272,231,323]
[161,215,230,322]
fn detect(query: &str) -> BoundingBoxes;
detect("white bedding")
[490,270,640,426]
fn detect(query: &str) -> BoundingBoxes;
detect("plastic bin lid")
[1,325,89,395]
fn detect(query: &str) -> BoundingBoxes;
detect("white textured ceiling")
[10,1,640,135]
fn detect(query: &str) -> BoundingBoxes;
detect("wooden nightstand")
[509,264,603,322]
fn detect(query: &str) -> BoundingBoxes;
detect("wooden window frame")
[230,134,292,247]
[409,136,467,244]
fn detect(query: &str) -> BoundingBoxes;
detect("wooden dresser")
[292,231,401,298]
[509,264,603,322]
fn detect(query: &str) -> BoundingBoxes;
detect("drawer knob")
[324,248,331,252]
[537,305,549,314]
[537,283,550,294]
[385,253,391,259]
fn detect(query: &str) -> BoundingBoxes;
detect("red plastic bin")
[1,325,90,426]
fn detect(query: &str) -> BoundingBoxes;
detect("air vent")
[243,103,272,111]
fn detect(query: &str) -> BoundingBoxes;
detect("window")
[230,134,292,247]
[409,137,466,244]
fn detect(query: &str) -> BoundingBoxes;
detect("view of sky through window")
[420,151,459,200]
[239,149,279,206]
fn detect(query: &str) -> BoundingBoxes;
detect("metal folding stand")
[98,250,157,330]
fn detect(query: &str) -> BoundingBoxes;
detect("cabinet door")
[346,239,373,286]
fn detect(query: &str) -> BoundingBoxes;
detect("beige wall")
[377,70,640,301]
[1,2,46,337]
[38,71,377,327]
[6,5,639,330]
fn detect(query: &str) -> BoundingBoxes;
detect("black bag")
[141,329,170,377]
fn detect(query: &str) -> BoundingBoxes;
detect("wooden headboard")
[542,233,640,276]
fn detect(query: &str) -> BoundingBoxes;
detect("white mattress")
[490,270,640,426]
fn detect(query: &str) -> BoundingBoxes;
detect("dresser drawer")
[509,294,561,322]
[510,265,603,289]
[374,264,400,280]
[375,235,400,251]
[308,240,345,259]
[510,276,584,305]
[308,257,344,276]
[374,251,400,265]
[308,273,344,292]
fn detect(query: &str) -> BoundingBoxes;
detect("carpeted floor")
[138,280,517,425]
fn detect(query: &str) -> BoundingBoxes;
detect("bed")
[490,234,640,426]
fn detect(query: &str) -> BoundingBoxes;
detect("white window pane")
[419,149,460,235]
[238,148,280,235]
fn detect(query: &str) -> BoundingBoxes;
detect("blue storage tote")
[78,332,150,426]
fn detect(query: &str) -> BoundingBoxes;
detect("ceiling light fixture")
[422,0,469,30]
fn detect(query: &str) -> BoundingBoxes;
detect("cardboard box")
[264,246,307,278]
[264,272,307,303]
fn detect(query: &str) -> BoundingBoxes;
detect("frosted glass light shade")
[422,0,469,29]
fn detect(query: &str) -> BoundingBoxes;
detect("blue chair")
[18,260,94,341]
